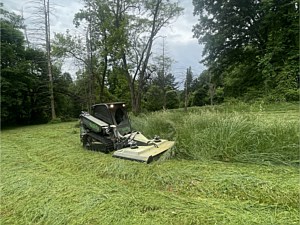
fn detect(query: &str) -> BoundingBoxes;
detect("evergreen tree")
[184,67,193,111]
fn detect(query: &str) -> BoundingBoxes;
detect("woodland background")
[1,0,299,126]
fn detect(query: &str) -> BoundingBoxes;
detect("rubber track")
[85,132,114,153]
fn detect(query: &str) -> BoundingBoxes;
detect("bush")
[285,89,299,102]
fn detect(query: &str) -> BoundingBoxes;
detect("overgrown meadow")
[133,102,299,165]
[1,102,299,224]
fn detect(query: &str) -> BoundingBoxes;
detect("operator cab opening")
[115,108,125,125]
[92,102,131,135]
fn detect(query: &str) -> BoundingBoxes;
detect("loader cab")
[92,102,131,135]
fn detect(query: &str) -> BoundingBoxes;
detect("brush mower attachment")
[79,102,174,163]
[113,132,175,163]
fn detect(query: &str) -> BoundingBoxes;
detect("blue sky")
[2,0,205,84]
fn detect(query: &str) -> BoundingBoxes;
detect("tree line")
[192,0,299,102]
[1,0,299,126]
[1,3,78,125]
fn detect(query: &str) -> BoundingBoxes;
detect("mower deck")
[113,140,175,163]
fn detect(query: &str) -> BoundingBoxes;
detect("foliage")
[145,65,178,111]
[184,67,193,93]
[1,14,49,125]
[3,0,299,127]
[54,0,183,114]
[53,71,81,119]
[183,67,193,110]
[192,0,299,101]
[144,85,164,111]
[147,52,178,109]
[1,6,81,126]
[107,69,132,105]
[165,90,179,109]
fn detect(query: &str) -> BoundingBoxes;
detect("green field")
[1,103,299,224]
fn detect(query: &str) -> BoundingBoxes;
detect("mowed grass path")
[1,105,299,224]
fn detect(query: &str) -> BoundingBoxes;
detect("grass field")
[1,103,299,224]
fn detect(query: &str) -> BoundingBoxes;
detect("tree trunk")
[209,83,215,106]
[116,0,176,114]
[184,80,188,112]
[100,36,108,102]
[130,81,139,115]
[132,0,161,114]
[44,0,56,120]
[208,73,215,106]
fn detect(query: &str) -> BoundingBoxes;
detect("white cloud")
[156,0,205,81]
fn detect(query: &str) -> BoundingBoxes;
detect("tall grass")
[1,103,299,224]
[132,103,299,165]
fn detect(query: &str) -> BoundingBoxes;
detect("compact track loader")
[79,102,174,163]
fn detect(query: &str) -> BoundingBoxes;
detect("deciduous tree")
[192,0,299,101]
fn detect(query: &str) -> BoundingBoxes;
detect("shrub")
[285,89,299,102]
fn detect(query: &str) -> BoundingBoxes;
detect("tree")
[1,5,80,125]
[184,67,193,111]
[165,90,179,109]
[145,85,164,111]
[192,0,299,101]
[257,0,299,99]
[0,5,52,125]
[1,8,28,124]
[21,0,57,118]
[68,0,183,114]
[110,0,183,114]
[53,70,80,119]
[54,1,121,110]
[146,44,178,110]
[107,68,132,105]
[190,70,210,106]
[73,0,112,108]
[42,0,56,119]
[52,31,96,111]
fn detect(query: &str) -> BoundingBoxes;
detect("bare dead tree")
[20,7,30,48]
[22,0,56,119]
[43,0,56,119]
[184,67,193,112]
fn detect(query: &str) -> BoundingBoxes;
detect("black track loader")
[79,102,174,163]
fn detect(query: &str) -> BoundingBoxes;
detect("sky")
[2,0,205,84]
